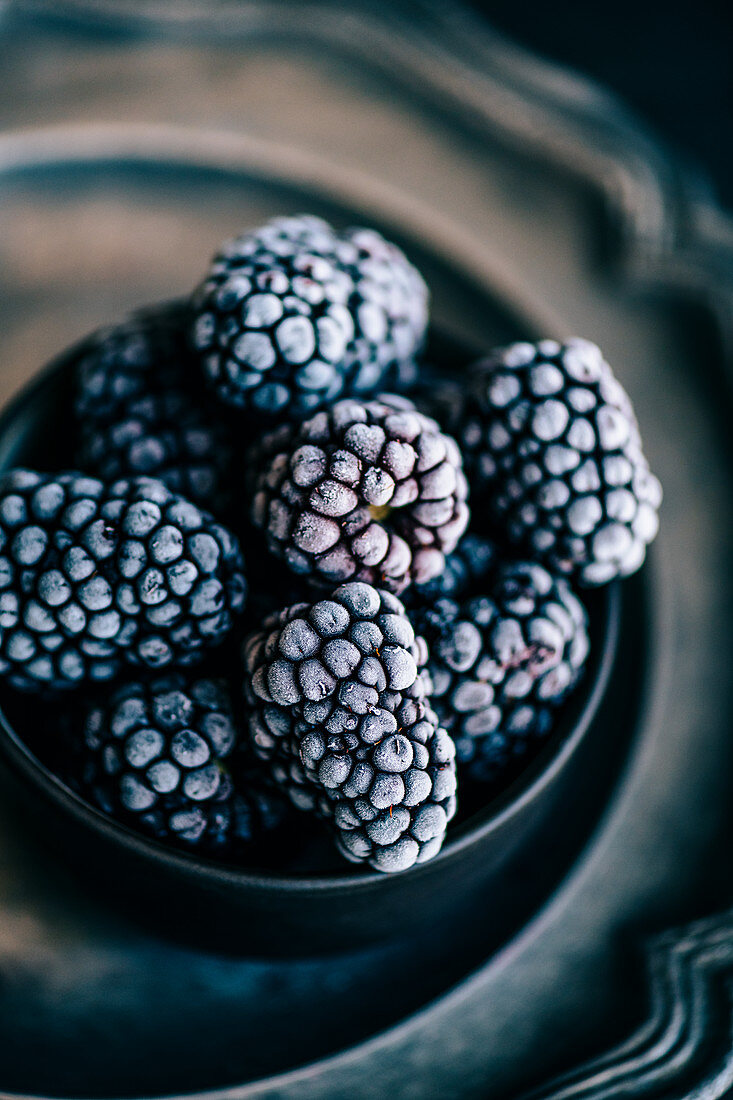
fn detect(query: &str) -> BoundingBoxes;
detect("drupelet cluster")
[250,394,469,593]
[0,469,246,690]
[82,675,284,852]
[191,214,428,416]
[76,303,233,510]
[414,562,589,782]
[459,338,662,585]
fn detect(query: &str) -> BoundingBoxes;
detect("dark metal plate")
[0,140,640,1098]
[0,3,731,1098]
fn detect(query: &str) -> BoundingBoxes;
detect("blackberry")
[75,304,233,510]
[337,225,428,395]
[0,470,246,691]
[190,215,428,416]
[414,562,589,783]
[243,582,457,872]
[463,338,661,585]
[250,394,469,594]
[244,581,428,717]
[80,675,284,852]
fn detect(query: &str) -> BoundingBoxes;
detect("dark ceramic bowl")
[0,329,623,957]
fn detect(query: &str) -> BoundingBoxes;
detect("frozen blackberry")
[463,338,661,585]
[336,225,428,395]
[0,470,246,691]
[243,582,457,872]
[248,707,317,813]
[414,562,589,783]
[75,304,233,510]
[81,675,284,852]
[305,695,455,873]
[244,581,429,721]
[250,394,469,593]
[190,215,427,416]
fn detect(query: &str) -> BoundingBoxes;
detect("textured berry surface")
[75,304,233,509]
[337,225,429,395]
[243,582,457,872]
[415,562,589,783]
[251,394,469,593]
[190,215,428,416]
[81,675,283,851]
[0,470,246,690]
[463,338,662,585]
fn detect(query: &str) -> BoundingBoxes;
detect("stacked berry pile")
[0,213,661,874]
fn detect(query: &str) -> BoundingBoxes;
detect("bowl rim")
[0,330,622,894]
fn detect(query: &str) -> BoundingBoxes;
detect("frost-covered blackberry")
[75,304,233,509]
[415,562,589,783]
[81,675,284,851]
[243,582,457,872]
[250,394,469,593]
[190,215,428,416]
[245,582,429,714]
[337,225,428,395]
[0,470,246,691]
[463,338,661,585]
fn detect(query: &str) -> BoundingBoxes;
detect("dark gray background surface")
[479,0,733,208]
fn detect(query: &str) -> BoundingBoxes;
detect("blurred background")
[481,0,733,206]
[5,0,731,205]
